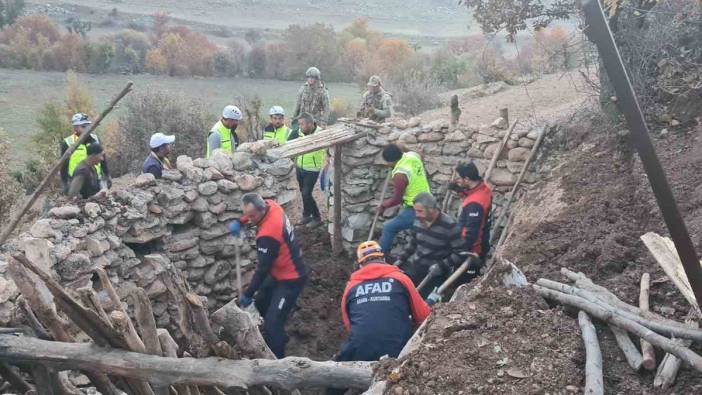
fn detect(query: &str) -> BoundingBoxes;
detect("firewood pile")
[0,253,372,394]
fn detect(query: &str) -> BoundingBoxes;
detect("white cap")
[222,105,243,120]
[150,133,175,149]
[269,106,285,116]
[71,113,91,126]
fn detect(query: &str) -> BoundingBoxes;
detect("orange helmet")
[356,241,385,265]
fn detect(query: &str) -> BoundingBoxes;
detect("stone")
[167,238,198,252]
[345,213,372,230]
[209,202,227,215]
[176,155,193,169]
[204,167,224,181]
[162,169,183,181]
[30,219,60,240]
[205,260,232,285]
[445,130,467,142]
[496,160,508,168]
[146,279,167,297]
[208,193,224,205]
[148,204,163,214]
[671,119,681,127]
[398,132,417,144]
[210,150,234,174]
[200,223,230,240]
[260,158,294,177]
[122,226,168,244]
[194,212,217,228]
[467,147,484,159]
[393,120,408,129]
[217,179,238,193]
[490,168,517,186]
[59,253,92,281]
[526,129,541,140]
[417,132,444,142]
[508,147,531,162]
[0,277,18,305]
[134,173,156,188]
[182,165,205,182]
[518,137,535,148]
[107,235,121,249]
[183,190,199,203]
[491,117,508,129]
[235,174,262,191]
[84,202,101,218]
[158,185,185,202]
[193,158,210,168]
[188,256,212,268]
[506,139,518,149]
[192,197,208,212]
[198,181,218,196]
[515,128,530,138]
[475,134,499,144]
[442,144,468,156]
[85,236,110,257]
[408,117,421,128]
[483,142,505,160]
[232,152,254,171]
[49,205,81,219]
[187,268,206,282]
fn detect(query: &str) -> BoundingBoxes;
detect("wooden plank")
[639,273,657,370]
[332,144,343,255]
[641,232,702,316]
[268,123,368,159]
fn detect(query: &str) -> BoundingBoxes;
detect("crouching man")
[229,193,307,358]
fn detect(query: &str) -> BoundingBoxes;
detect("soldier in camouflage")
[294,67,330,127]
[358,75,394,123]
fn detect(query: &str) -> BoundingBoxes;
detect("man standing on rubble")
[293,67,330,127]
[357,75,393,123]
[328,240,429,395]
[395,192,468,298]
[449,161,493,277]
[229,193,307,358]
[377,144,431,254]
[60,112,111,194]
[207,105,242,158]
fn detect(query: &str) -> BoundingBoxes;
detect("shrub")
[84,41,114,73]
[385,68,441,116]
[282,23,340,80]
[109,29,150,73]
[213,41,246,77]
[366,38,414,78]
[0,128,22,222]
[111,90,210,175]
[147,28,216,76]
[145,48,167,74]
[0,0,25,29]
[329,97,353,124]
[246,46,266,78]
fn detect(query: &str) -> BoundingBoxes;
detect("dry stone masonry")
[0,142,298,337]
[331,116,544,252]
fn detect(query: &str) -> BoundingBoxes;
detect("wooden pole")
[0,335,374,391]
[368,171,392,242]
[491,125,546,244]
[0,81,133,245]
[131,288,163,356]
[578,311,604,395]
[609,326,643,371]
[94,268,145,352]
[332,144,343,255]
[640,273,657,370]
[484,120,518,183]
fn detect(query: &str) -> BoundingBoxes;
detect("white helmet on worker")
[71,113,91,126]
[269,106,285,116]
[222,105,243,120]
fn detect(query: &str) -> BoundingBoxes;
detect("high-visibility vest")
[295,128,326,171]
[263,125,292,145]
[206,120,235,158]
[392,151,430,207]
[65,134,103,177]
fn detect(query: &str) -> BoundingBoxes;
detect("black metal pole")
[580,0,702,306]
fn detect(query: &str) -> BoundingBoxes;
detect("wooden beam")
[485,120,518,183]
[332,144,343,255]
[0,335,374,391]
[268,124,368,159]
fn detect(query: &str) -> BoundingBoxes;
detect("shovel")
[426,253,480,305]
[368,170,392,241]
[233,236,262,322]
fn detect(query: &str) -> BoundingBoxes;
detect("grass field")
[0,69,361,168]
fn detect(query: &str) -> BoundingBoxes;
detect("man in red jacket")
[230,193,307,358]
[337,241,430,362]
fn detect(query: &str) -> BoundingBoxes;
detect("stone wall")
[0,141,298,335]
[331,116,545,252]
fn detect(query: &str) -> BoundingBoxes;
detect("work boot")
[306,217,322,228]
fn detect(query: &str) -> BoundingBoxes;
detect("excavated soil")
[377,287,583,394]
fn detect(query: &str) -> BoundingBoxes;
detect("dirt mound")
[286,225,353,360]
[378,286,582,394]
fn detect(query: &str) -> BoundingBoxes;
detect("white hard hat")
[71,113,91,126]
[150,132,175,149]
[269,106,285,116]
[222,105,243,120]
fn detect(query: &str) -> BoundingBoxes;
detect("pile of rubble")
[0,143,298,336]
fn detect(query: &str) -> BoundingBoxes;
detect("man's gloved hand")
[239,294,252,307]
[426,290,441,306]
[229,220,241,237]
[428,263,443,277]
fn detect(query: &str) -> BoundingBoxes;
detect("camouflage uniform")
[294,82,330,126]
[358,87,394,123]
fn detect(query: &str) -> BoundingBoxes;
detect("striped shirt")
[399,212,468,271]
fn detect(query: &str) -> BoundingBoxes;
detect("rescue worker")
[395,192,468,298]
[263,106,297,144]
[207,105,242,158]
[377,144,431,254]
[295,112,325,228]
[336,241,430,362]
[293,67,330,127]
[449,161,493,275]
[229,193,307,358]
[143,133,175,179]
[357,75,394,123]
[67,143,107,199]
[60,113,111,194]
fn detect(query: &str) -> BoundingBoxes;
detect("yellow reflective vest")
[392,151,430,207]
[206,120,235,158]
[65,134,103,177]
[295,127,326,171]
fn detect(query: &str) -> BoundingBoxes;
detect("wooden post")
[332,144,343,255]
[368,171,392,242]
[131,288,163,356]
[450,95,461,129]
[499,108,509,125]
[484,120,518,183]
[640,273,657,370]
[0,82,133,244]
